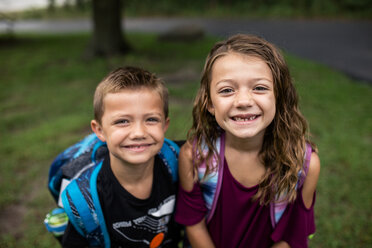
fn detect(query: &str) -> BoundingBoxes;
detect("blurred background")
[0,0,371,247]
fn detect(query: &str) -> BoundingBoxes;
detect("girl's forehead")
[210,53,272,78]
[215,52,265,64]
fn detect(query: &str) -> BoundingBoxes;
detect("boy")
[62,66,181,247]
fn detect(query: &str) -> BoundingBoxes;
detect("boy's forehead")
[102,88,166,113]
[104,87,156,98]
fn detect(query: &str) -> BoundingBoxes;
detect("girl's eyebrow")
[215,79,235,86]
[215,78,273,86]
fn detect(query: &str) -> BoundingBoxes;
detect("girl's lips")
[231,114,260,122]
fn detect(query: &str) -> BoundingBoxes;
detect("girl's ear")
[91,120,106,142]
[207,102,215,116]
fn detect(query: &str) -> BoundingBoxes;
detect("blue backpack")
[45,133,180,247]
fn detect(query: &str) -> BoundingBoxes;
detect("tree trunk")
[48,0,56,12]
[91,0,130,56]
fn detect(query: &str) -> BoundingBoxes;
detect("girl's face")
[208,52,276,143]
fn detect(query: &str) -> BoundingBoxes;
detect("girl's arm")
[272,241,290,248]
[272,152,320,248]
[302,152,321,209]
[178,142,215,248]
[186,219,215,248]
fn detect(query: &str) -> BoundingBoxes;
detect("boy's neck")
[109,154,155,200]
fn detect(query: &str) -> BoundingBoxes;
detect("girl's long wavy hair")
[189,34,316,205]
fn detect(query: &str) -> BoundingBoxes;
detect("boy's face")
[91,88,169,169]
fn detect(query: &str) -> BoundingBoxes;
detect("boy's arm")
[178,142,215,248]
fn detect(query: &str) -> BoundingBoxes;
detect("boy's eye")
[254,86,268,91]
[115,119,129,125]
[147,117,160,123]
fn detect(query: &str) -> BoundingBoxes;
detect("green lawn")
[0,33,371,247]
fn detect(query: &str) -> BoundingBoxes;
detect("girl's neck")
[224,132,264,154]
[224,132,267,188]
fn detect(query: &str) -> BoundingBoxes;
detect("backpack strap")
[270,143,313,228]
[48,133,106,202]
[61,162,110,248]
[197,133,225,224]
[158,138,180,183]
[297,143,312,188]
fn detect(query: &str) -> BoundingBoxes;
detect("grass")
[0,32,371,247]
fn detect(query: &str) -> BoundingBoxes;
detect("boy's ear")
[163,117,170,133]
[91,120,106,142]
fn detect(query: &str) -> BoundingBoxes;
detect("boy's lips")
[123,143,153,152]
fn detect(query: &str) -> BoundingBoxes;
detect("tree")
[91,0,130,56]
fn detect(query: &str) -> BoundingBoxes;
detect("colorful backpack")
[197,132,313,228]
[45,133,180,247]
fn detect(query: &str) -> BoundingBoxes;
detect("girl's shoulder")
[178,141,195,192]
[302,152,321,208]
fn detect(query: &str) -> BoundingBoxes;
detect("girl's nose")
[235,90,253,108]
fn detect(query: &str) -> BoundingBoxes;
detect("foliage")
[6,0,372,19]
[0,33,371,247]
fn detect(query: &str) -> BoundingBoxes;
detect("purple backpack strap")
[205,133,225,224]
[297,143,312,188]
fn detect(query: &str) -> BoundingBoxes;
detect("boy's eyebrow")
[144,112,165,118]
[110,112,164,119]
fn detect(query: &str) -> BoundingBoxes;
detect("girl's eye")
[219,88,234,94]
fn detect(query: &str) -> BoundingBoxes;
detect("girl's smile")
[208,52,275,142]
[231,114,261,123]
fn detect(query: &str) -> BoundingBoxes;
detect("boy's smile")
[92,88,169,170]
[208,52,275,143]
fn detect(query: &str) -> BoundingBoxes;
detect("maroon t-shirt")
[175,158,316,248]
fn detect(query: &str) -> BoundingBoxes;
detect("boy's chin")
[112,153,157,167]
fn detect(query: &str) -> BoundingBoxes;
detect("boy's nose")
[130,123,146,139]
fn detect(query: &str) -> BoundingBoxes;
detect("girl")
[175,34,320,248]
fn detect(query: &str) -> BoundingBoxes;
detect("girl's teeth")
[235,116,256,121]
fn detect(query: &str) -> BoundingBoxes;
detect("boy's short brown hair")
[93,66,169,123]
